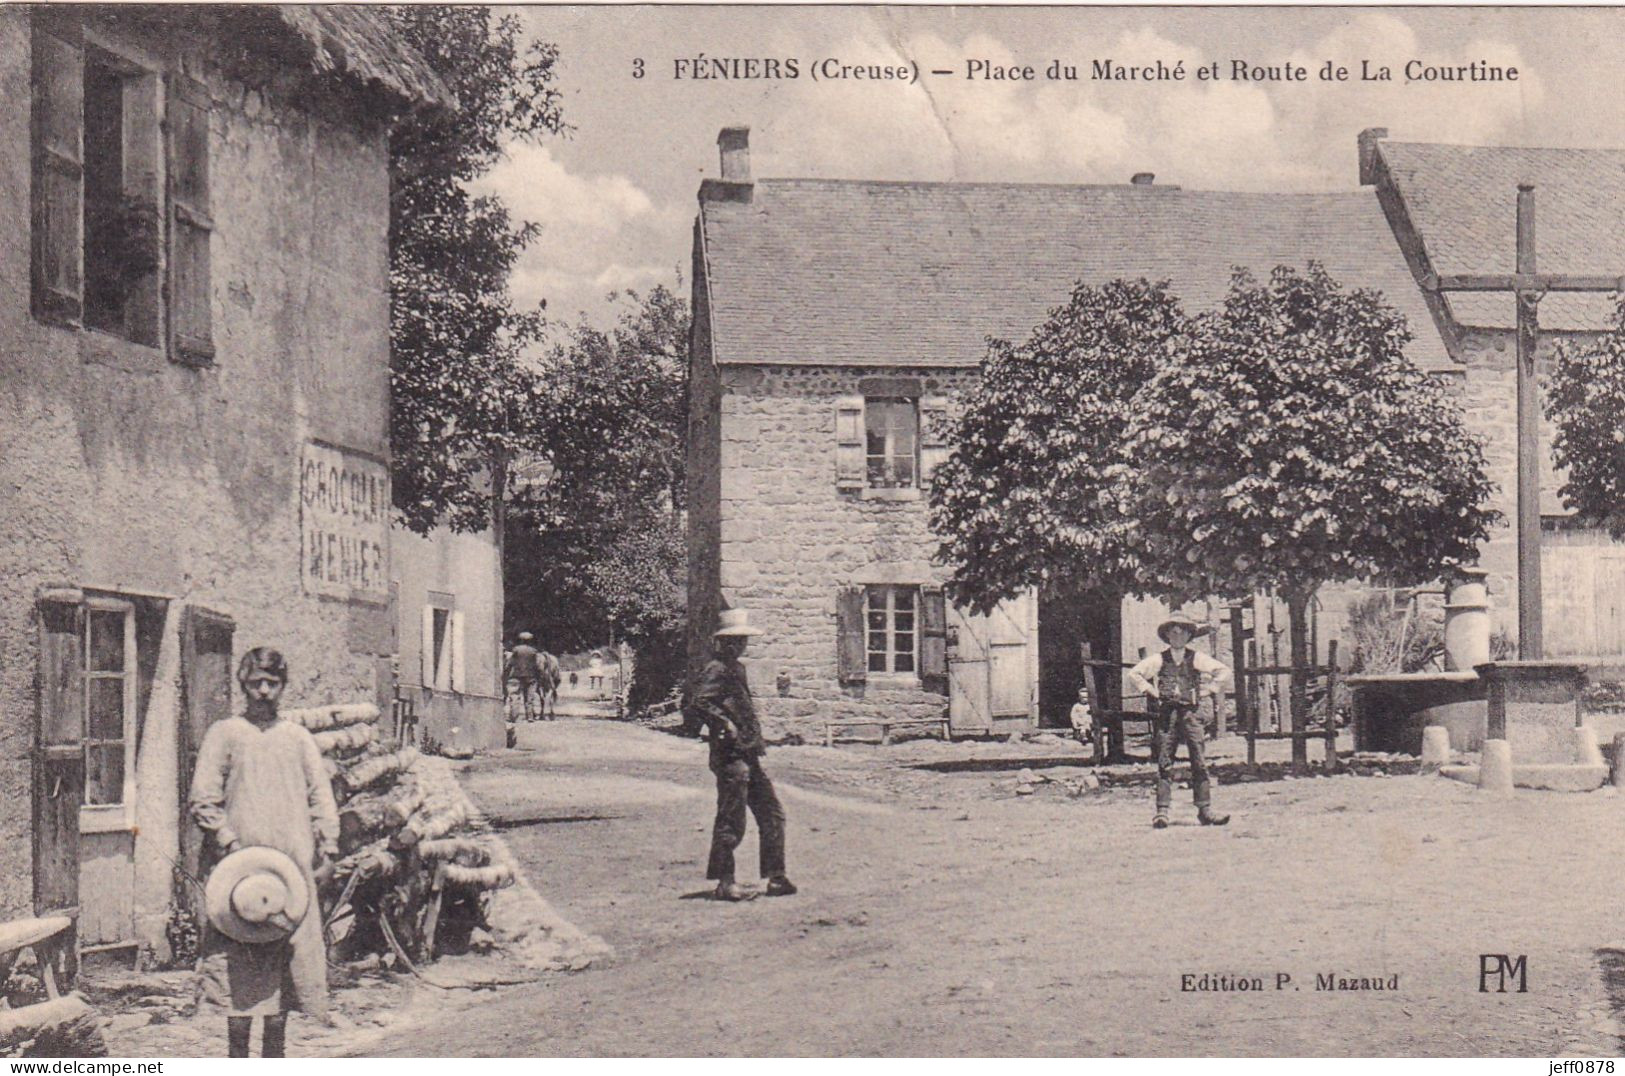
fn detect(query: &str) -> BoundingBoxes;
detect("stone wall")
[713,364,978,741]
[1453,326,1625,657]
[0,10,395,947]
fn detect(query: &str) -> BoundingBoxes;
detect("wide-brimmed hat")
[517,631,534,642]
[713,609,762,637]
[1157,618,1212,645]
[204,846,310,944]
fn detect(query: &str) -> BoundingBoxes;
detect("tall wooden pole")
[1515,184,1544,659]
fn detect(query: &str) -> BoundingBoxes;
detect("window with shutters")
[81,598,136,828]
[866,585,918,674]
[31,16,211,361]
[422,597,465,693]
[865,398,918,489]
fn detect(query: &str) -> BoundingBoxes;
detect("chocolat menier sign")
[299,440,389,601]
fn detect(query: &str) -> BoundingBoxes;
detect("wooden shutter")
[420,605,434,689]
[450,610,466,693]
[920,586,948,695]
[835,396,865,490]
[178,606,233,914]
[34,588,84,981]
[166,77,213,364]
[836,586,867,685]
[31,17,84,325]
[919,396,950,487]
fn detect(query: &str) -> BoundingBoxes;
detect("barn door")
[949,591,1037,734]
[179,607,234,919]
[34,589,83,986]
[988,593,1037,723]
[948,604,991,734]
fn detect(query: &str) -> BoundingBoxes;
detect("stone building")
[0,7,449,961]
[1361,131,1625,663]
[686,126,1452,742]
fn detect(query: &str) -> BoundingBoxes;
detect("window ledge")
[858,487,922,503]
[865,672,922,689]
[79,806,137,835]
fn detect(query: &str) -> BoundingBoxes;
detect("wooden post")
[1515,183,1544,660]
[1227,602,1249,740]
[1324,640,1340,769]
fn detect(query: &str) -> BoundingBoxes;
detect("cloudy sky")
[475,6,1625,330]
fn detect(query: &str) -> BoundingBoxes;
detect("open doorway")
[1037,590,1120,728]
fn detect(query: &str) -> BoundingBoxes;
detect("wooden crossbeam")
[1429,272,1625,293]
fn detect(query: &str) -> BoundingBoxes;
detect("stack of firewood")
[283,704,514,965]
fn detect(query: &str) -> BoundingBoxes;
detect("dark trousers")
[1154,703,1211,812]
[706,757,787,882]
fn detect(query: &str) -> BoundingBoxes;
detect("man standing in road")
[1126,618,1233,829]
[505,631,544,721]
[191,648,339,1057]
[690,609,796,901]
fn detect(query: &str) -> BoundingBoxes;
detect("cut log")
[441,863,514,890]
[314,723,377,756]
[0,994,107,1057]
[283,703,380,732]
[338,789,425,855]
[418,838,490,867]
[339,748,419,795]
[404,802,466,843]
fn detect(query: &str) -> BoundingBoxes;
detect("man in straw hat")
[690,609,795,901]
[191,647,339,1056]
[1126,618,1234,829]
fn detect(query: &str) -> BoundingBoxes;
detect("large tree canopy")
[931,263,1499,765]
[929,279,1196,614]
[1119,264,1498,605]
[386,6,566,535]
[1548,298,1625,539]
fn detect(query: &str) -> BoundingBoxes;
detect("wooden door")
[178,607,233,919]
[34,591,82,985]
[947,604,991,734]
[948,591,1037,734]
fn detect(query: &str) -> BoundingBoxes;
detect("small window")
[422,600,465,693]
[866,585,918,674]
[865,397,918,489]
[82,599,136,819]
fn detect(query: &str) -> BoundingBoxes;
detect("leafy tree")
[504,286,690,709]
[385,6,566,537]
[1548,298,1625,538]
[932,264,1499,767]
[929,279,1196,613]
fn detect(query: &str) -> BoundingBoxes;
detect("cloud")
[475,144,689,323]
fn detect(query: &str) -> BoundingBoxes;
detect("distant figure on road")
[690,609,796,901]
[1126,618,1233,829]
[505,632,547,721]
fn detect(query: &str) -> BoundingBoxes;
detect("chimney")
[1358,127,1389,186]
[1130,172,1155,186]
[718,126,751,183]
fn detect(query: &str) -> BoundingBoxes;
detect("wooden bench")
[0,915,73,999]
[823,716,951,746]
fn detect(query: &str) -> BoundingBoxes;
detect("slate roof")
[698,179,1449,370]
[1379,141,1625,331]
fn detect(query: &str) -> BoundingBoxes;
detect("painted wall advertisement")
[300,441,389,600]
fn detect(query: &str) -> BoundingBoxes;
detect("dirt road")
[376,719,1625,1056]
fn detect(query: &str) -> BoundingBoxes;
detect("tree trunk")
[491,446,508,682]
[1286,586,1314,771]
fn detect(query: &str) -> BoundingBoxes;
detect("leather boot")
[227,1017,252,1058]
[1198,807,1230,826]
[262,1015,287,1058]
